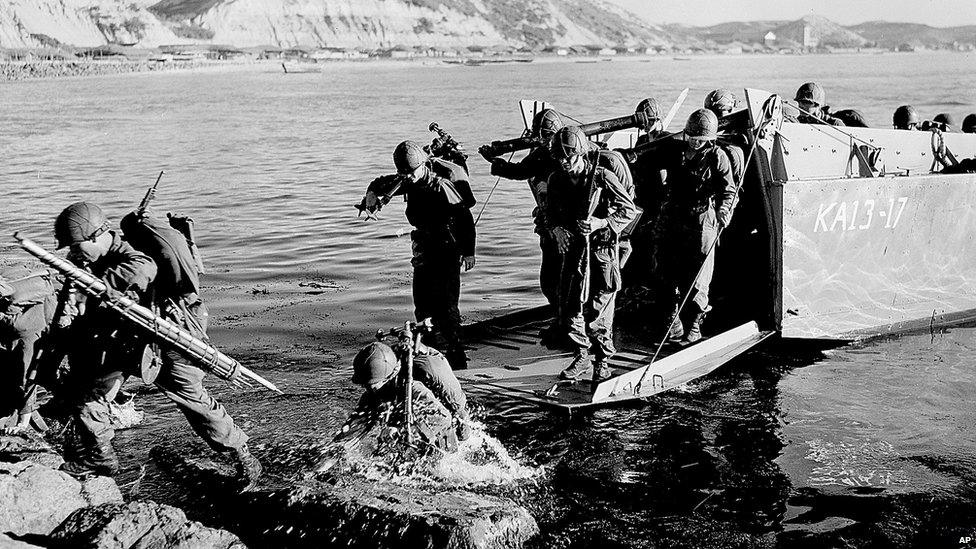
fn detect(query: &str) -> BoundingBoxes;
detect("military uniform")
[655,140,737,333]
[410,345,470,440]
[490,147,561,305]
[335,380,458,456]
[546,151,638,362]
[0,272,57,425]
[376,158,476,369]
[68,229,247,475]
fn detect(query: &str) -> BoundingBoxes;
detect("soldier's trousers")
[0,303,50,417]
[70,303,246,469]
[412,253,464,365]
[538,233,561,307]
[558,243,621,360]
[657,209,719,312]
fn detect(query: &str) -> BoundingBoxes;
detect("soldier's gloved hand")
[552,227,571,254]
[478,144,496,162]
[578,216,608,235]
[488,157,507,176]
[461,256,476,271]
[362,190,380,213]
[717,208,732,228]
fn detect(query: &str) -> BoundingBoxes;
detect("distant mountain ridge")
[0,3,973,51]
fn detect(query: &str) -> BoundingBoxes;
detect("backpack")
[120,212,201,301]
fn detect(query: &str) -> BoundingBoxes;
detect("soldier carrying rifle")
[51,199,262,488]
[359,138,476,370]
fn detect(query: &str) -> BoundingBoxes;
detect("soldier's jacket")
[545,152,638,249]
[74,231,157,344]
[85,231,157,297]
[380,158,476,258]
[411,347,470,437]
[489,146,559,183]
[335,380,458,454]
[657,141,737,218]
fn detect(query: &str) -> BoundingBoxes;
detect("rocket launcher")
[479,112,655,159]
[14,233,282,395]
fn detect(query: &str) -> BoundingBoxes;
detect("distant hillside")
[688,17,975,50]
[771,15,868,48]
[0,0,676,49]
[848,21,976,49]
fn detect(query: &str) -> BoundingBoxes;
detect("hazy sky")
[606,0,976,27]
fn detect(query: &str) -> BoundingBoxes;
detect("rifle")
[376,318,433,445]
[578,152,604,304]
[355,173,409,220]
[137,171,165,217]
[14,234,282,395]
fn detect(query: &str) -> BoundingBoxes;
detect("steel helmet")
[532,108,564,141]
[684,108,718,140]
[893,105,919,128]
[704,88,736,115]
[393,140,428,174]
[351,342,399,387]
[794,82,825,106]
[963,113,976,134]
[934,113,955,129]
[636,97,661,120]
[549,126,588,159]
[55,201,110,249]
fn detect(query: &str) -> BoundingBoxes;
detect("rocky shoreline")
[0,60,242,82]
[0,433,245,548]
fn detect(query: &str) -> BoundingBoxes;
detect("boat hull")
[781,171,976,339]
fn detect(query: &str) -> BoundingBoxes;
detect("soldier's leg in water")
[65,369,124,476]
[155,353,247,452]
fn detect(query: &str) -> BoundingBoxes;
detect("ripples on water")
[3,52,976,547]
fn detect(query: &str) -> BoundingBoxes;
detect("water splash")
[429,421,541,487]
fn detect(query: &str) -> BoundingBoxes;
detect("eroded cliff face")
[0,0,670,49]
[0,0,177,48]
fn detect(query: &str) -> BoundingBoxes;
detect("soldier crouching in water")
[654,110,738,345]
[545,126,638,382]
[319,339,470,471]
[54,202,261,487]
[362,141,476,370]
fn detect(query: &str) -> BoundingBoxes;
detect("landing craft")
[456,92,976,413]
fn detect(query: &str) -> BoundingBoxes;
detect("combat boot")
[559,350,591,381]
[445,347,469,370]
[681,307,707,345]
[665,305,684,342]
[61,442,119,478]
[592,359,613,382]
[232,444,263,491]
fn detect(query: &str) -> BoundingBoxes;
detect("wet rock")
[48,501,246,549]
[0,460,122,537]
[0,433,62,469]
[244,480,539,549]
[152,445,539,549]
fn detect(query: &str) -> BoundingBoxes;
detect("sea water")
[3,51,976,547]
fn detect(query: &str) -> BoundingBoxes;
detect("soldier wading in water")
[53,202,261,488]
